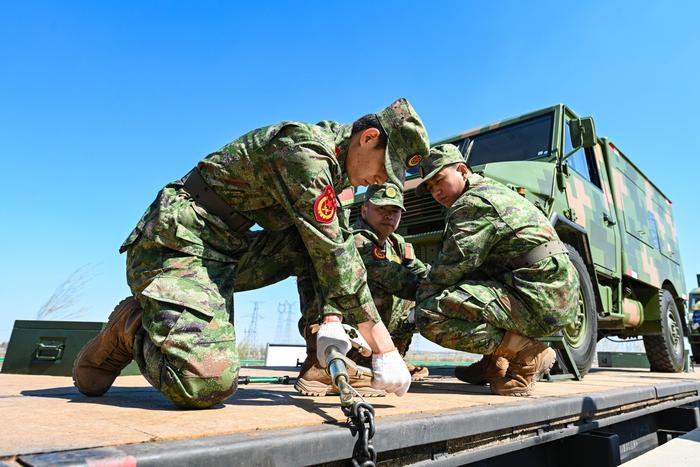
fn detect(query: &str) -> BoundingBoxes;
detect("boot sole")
[294,378,386,397]
[411,371,430,382]
[491,348,557,397]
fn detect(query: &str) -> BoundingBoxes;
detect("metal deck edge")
[15,379,700,467]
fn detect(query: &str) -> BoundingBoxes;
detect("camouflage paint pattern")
[352,217,429,348]
[415,173,579,354]
[604,139,685,294]
[563,143,620,275]
[480,160,556,213]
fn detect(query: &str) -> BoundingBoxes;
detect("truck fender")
[549,212,604,315]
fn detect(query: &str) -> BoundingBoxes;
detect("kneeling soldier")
[414,144,579,396]
[73,98,430,408]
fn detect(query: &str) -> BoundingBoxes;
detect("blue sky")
[1,1,699,349]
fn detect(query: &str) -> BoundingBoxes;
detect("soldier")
[413,144,579,396]
[295,183,430,396]
[72,98,430,409]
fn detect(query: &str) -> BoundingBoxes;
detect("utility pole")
[274,302,287,343]
[273,300,296,344]
[282,300,294,344]
[244,301,262,347]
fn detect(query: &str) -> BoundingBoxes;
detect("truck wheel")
[562,244,597,376]
[644,290,685,372]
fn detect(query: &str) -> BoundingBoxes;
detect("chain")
[343,401,377,467]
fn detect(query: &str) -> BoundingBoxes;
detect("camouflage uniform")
[351,184,429,353]
[120,100,429,408]
[415,147,579,356]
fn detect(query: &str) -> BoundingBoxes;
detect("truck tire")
[562,244,597,376]
[644,290,685,372]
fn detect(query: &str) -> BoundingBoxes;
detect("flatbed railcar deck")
[1,367,699,466]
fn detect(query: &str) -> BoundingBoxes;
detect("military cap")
[416,143,466,196]
[376,97,430,187]
[364,182,405,211]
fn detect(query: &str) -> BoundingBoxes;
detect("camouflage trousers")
[127,228,312,409]
[415,277,567,355]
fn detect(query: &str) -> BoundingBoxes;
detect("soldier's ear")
[360,127,380,147]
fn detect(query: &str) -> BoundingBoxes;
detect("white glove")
[407,307,416,324]
[342,324,372,357]
[316,321,352,367]
[371,350,412,396]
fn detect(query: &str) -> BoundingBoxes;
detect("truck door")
[563,120,620,276]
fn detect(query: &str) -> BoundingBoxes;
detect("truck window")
[450,113,554,167]
[565,121,603,190]
[647,212,661,250]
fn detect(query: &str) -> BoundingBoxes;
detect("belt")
[180,168,255,233]
[510,240,569,269]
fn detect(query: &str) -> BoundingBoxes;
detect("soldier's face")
[426,163,468,208]
[361,203,402,238]
[346,128,389,186]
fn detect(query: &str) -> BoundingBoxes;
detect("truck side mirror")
[568,117,597,151]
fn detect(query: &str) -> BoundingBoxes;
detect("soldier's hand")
[371,349,411,396]
[316,321,352,367]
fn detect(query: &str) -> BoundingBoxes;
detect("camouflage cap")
[376,97,430,187]
[416,143,465,197]
[364,183,405,211]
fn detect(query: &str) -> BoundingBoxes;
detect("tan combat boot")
[294,325,385,397]
[72,296,143,396]
[490,332,556,397]
[406,362,429,381]
[454,354,508,385]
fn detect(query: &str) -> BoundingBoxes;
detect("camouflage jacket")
[352,217,429,326]
[121,121,381,323]
[417,173,578,323]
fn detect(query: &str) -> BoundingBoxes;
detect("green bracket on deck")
[538,335,582,382]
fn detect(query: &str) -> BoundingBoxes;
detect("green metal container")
[1,320,140,376]
[597,351,651,369]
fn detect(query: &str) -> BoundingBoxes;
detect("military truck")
[688,275,700,362]
[351,104,688,376]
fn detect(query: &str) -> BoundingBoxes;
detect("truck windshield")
[450,112,554,167]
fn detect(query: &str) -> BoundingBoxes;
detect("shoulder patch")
[313,185,337,224]
[372,245,387,261]
[404,243,415,261]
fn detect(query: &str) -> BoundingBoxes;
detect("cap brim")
[384,144,405,187]
[368,198,406,211]
[415,165,443,197]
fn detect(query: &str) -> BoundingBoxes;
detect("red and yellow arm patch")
[313,185,337,224]
[372,245,387,260]
[404,243,415,261]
